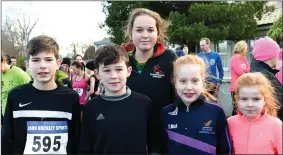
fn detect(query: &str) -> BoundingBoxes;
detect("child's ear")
[127,66,132,77]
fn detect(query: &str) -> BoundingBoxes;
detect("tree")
[100,1,204,44]
[168,2,274,50]
[1,6,38,57]
[71,43,78,59]
[83,46,96,60]
[267,15,282,45]
[101,1,274,51]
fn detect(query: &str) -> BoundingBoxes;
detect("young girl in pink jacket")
[228,72,282,154]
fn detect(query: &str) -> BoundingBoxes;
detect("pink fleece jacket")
[229,55,250,91]
[228,111,282,154]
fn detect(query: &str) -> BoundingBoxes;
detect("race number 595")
[32,136,61,152]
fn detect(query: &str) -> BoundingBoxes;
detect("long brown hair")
[234,72,280,117]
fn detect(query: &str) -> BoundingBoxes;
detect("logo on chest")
[241,64,246,68]
[150,65,165,78]
[199,120,215,134]
[168,124,178,129]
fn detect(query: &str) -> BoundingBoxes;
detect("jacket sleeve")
[79,101,94,154]
[68,96,81,154]
[216,54,224,83]
[1,93,14,155]
[216,109,233,154]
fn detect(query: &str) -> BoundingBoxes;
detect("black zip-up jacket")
[1,82,81,154]
[161,95,233,154]
[250,59,283,120]
[122,42,178,153]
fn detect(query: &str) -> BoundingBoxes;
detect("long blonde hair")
[172,55,216,102]
[234,72,280,117]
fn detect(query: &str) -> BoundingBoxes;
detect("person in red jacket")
[228,72,282,154]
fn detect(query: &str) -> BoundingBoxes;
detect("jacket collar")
[252,59,279,74]
[173,94,206,109]
[238,110,269,124]
[122,42,166,58]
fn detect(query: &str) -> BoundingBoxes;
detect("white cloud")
[2,1,109,56]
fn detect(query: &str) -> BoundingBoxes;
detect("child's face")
[28,51,60,83]
[97,60,132,96]
[237,86,265,120]
[131,15,158,52]
[175,64,204,105]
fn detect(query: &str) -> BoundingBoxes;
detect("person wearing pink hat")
[250,36,283,121]
[275,51,282,84]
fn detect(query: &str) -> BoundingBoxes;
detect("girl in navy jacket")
[161,55,233,154]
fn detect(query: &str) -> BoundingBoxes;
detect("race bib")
[73,88,83,96]
[24,121,68,154]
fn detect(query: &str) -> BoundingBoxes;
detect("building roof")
[93,38,112,46]
[257,1,282,25]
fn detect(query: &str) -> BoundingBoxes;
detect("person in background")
[86,60,100,99]
[197,38,224,99]
[10,56,17,66]
[61,57,72,77]
[250,37,282,121]
[1,54,31,116]
[71,61,89,116]
[228,72,282,154]
[175,45,187,57]
[230,41,250,115]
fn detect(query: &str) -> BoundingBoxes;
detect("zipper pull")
[186,106,189,112]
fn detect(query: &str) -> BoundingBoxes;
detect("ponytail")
[202,90,217,102]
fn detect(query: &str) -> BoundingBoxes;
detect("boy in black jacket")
[79,43,158,154]
[2,35,81,154]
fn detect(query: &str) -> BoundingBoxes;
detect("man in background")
[10,56,17,66]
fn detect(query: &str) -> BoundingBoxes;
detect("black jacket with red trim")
[122,42,178,153]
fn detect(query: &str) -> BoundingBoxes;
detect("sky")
[2,1,109,56]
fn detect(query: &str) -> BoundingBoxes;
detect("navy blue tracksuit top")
[161,95,233,154]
